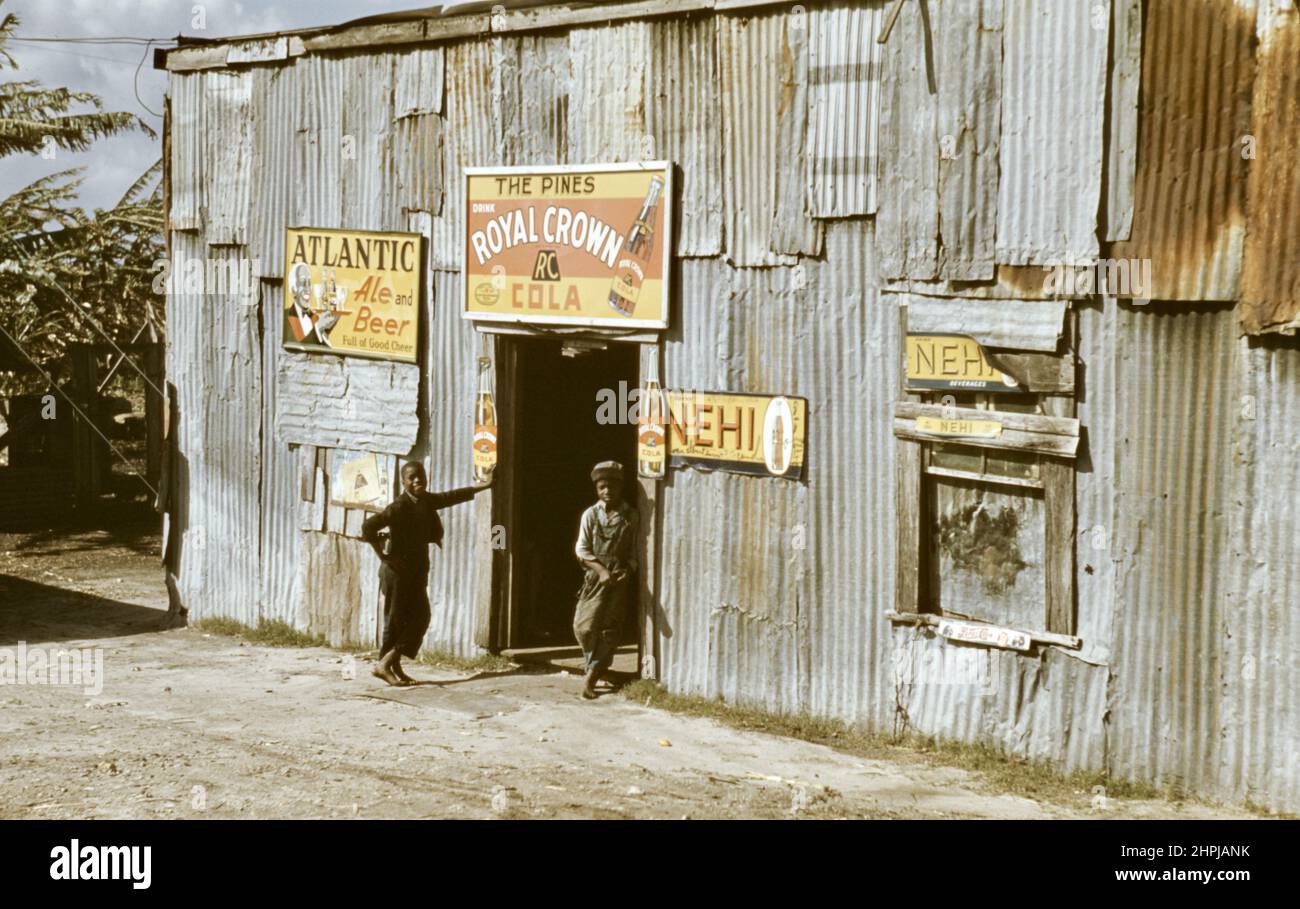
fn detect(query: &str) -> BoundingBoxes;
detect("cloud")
[1,0,423,210]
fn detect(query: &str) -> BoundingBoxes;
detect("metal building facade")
[159,0,1300,813]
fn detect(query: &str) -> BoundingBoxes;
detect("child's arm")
[426,476,493,510]
[361,506,393,564]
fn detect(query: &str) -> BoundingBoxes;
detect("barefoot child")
[362,462,491,686]
[573,461,639,699]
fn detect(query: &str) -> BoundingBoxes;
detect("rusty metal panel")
[302,530,381,647]
[393,46,444,118]
[935,0,1001,281]
[718,13,800,267]
[875,0,937,279]
[203,71,253,246]
[903,296,1067,352]
[806,2,883,218]
[647,16,724,257]
[165,236,262,624]
[1241,2,1300,334]
[275,354,421,454]
[341,54,401,232]
[249,64,296,277]
[1104,0,1142,242]
[293,54,343,230]
[258,279,304,625]
[1103,304,1236,797]
[168,72,205,232]
[393,112,444,216]
[567,23,652,163]
[995,0,1107,266]
[422,269,484,656]
[432,39,501,271]
[1112,0,1257,301]
[770,12,822,258]
[1224,339,1300,811]
[502,33,570,165]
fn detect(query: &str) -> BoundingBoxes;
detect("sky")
[0,0,428,212]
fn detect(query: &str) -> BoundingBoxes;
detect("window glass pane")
[986,448,1039,480]
[930,443,983,473]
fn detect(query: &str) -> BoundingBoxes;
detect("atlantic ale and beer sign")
[462,162,672,330]
[283,227,421,363]
[664,391,807,480]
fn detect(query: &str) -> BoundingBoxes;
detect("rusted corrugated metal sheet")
[806,2,883,218]
[995,0,1106,266]
[203,71,253,246]
[422,269,485,655]
[165,236,263,624]
[769,13,821,257]
[341,54,401,232]
[168,73,204,231]
[646,16,723,257]
[1241,2,1300,334]
[301,530,381,647]
[1112,0,1257,301]
[392,46,444,118]
[903,296,1067,352]
[1103,304,1236,796]
[432,39,499,271]
[875,0,936,280]
[718,13,801,267]
[504,34,569,165]
[935,0,1001,281]
[249,64,296,277]
[293,54,343,230]
[1104,0,1142,242]
[258,279,304,625]
[275,355,421,454]
[567,23,652,163]
[1224,339,1300,810]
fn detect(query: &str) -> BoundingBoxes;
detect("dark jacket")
[361,486,478,575]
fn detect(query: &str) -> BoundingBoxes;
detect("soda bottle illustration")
[608,175,664,317]
[637,377,666,479]
[473,356,497,483]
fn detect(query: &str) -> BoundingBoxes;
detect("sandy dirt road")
[0,519,1251,820]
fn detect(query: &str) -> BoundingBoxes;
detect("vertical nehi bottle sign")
[608,175,665,318]
[473,356,497,482]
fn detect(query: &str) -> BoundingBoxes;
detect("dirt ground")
[0,516,1254,820]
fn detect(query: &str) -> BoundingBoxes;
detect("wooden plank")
[1042,395,1076,635]
[885,610,1081,650]
[299,445,316,501]
[982,350,1076,394]
[637,342,661,680]
[301,21,428,52]
[894,419,1079,457]
[895,401,1079,437]
[164,45,229,72]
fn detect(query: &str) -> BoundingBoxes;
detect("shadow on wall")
[0,574,169,646]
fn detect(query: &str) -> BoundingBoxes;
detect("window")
[892,312,1081,651]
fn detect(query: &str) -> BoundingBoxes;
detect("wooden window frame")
[892,311,1081,649]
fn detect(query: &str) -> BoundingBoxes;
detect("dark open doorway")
[509,338,639,649]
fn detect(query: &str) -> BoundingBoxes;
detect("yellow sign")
[463,163,672,330]
[664,391,806,480]
[905,334,1022,391]
[284,227,421,363]
[916,416,1003,439]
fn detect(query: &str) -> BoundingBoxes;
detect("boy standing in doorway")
[573,461,639,699]
[362,462,492,686]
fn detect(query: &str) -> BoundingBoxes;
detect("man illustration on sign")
[285,263,340,347]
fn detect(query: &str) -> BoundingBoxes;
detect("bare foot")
[392,664,415,684]
[371,665,405,687]
[582,668,599,700]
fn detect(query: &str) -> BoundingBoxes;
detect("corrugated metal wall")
[164,0,1300,812]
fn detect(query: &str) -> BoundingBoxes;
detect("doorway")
[507,338,639,649]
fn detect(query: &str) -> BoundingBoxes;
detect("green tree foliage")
[0,4,162,394]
